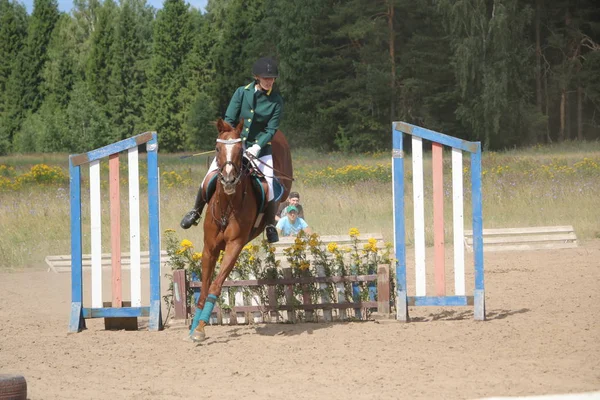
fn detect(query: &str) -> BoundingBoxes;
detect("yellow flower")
[349,228,360,237]
[180,239,193,249]
[299,261,310,271]
[269,246,276,253]
[327,242,338,253]
[192,252,202,261]
[363,242,377,252]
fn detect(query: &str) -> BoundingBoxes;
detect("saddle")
[201,160,284,221]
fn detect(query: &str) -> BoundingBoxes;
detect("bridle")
[215,137,244,192]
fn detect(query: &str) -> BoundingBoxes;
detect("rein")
[247,155,295,182]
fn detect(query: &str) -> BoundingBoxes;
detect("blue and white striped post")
[68,132,162,332]
[392,122,485,321]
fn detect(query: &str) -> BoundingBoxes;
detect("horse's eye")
[215,147,220,153]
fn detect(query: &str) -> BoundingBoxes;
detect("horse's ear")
[216,118,227,133]
[235,119,244,133]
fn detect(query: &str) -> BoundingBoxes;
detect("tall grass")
[1,140,599,270]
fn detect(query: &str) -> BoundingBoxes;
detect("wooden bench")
[45,251,171,273]
[45,233,386,273]
[272,232,385,266]
[464,225,578,252]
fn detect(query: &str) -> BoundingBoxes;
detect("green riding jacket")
[224,81,284,157]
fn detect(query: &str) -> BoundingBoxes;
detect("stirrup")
[180,210,201,229]
[266,225,279,243]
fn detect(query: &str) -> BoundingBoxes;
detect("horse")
[189,118,293,342]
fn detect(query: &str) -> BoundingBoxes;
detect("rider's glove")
[246,144,261,159]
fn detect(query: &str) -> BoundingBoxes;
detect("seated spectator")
[276,205,312,237]
[276,191,304,221]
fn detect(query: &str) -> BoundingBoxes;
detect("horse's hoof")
[190,330,206,343]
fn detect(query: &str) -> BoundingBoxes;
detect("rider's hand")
[246,144,261,159]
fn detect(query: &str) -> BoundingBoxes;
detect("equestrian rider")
[180,56,283,243]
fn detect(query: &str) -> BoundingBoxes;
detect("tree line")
[0,0,598,155]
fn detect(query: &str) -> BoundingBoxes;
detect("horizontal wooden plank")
[82,306,150,318]
[465,233,577,246]
[481,242,579,252]
[465,225,574,236]
[274,233,384,246]
[47,232,386,272]
[408,295,474,306]
[46,256,170,267]
[189,274,378,288]
[45,250,168,262]
[210,301,378,313]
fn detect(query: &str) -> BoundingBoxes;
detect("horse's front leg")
[189,247,220,342]
[190,240,245,342]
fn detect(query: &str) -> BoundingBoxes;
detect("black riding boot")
[180,188,206,229]
[264,201,279,243]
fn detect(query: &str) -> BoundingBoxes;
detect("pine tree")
[21,0,60,112]
[107,0,154,141]
[143,0,193,152]
[0,0,28,154]
[182,10,218,150]
[86,0,117,115]
[439,0,534,148]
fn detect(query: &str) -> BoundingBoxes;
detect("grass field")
[1,140,599,270]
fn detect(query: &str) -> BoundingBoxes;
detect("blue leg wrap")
[199,294,218,323]
[189,307,203,335]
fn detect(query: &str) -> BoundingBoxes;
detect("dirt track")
[1,241,599,399]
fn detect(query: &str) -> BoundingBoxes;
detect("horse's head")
[215,119,245,195]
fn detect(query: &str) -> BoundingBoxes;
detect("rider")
[180,56,283,243]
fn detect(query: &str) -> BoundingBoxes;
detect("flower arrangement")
[163,227,394,322]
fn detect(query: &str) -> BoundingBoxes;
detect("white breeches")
[203,155,274,201]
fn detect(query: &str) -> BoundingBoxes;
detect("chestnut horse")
[189,118,293,342]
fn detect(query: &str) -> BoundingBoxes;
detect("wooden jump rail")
[45,251,171,273]
[46,233,385,272]
[464,225,578,252]
[172,263,392,325]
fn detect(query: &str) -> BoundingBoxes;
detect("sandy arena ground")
[1,241,599,400]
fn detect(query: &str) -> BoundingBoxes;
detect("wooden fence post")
[267,283,279,323]
[172,269,187,320]
[377,263,391,315]
[283,268,296,323]
[302,269,314,322]
[316,266,332,322]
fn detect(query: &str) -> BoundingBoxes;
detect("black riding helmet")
[252,57,279,78]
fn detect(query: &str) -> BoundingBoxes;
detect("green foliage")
[143,0,193,152]
[65,80,110,151]
[0,0,599,154]
[107,0,154,141]
[21,0,60,112]
[85,0,117,112]
[0,0,28,155]
[439,0,535,148]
